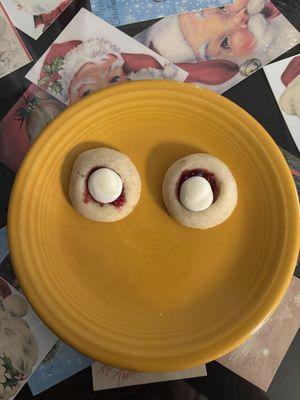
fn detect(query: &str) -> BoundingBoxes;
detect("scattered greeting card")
[0,227,8,264]
[28,340,92,395]
[135,0,300,94]
[0,254,20,290]
[218,276,300,391]
[1,0,73,39]
[25,8,188,105]
[90,0,233,26]
[0,3,32,78]
[264,55,300,151]
[0,277,57,400]
[0,255,70,399]
[0,83,66,172]
[92,362,207,391]
[279,147,300,196]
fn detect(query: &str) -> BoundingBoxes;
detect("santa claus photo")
[0,277,37,400]
[280,55,300,120]
[1,0,73,39]
[136,0,300,93]
[0,84,66,173]
[26,8,187,105]
[264,54,300,151]
[0,277,56,400]
[0,3,31,78]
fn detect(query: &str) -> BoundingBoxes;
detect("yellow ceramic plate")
[8,81,299,372]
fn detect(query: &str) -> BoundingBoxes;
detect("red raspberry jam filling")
[176,169,218,203]
[83,167,126,208]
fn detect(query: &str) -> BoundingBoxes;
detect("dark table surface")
[0,1,299,399]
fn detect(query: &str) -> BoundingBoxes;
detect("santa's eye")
[82,90,90,97]
[110,76,120,84]
[218,6,228,13]
[220,36,230,50]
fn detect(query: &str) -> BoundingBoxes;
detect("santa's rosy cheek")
[229,29,256,57]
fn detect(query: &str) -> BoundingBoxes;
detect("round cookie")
[162,153,237,229]
[69,148,141,222]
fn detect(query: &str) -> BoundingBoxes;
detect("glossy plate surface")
[8,81,299,371]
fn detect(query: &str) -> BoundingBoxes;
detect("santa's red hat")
[34,0,70,30]
[38,38,179,102]
[281,56,300,87]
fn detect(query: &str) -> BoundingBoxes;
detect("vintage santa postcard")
[92,362,207,391]
[0,83,66,173]
[0,3,32,78]
[0,255,19,290]
[25,7,188,105]
[135,0,300,94]
[0,277,57,400]
[1,0,73,40]
[279,147,300,196]
[0,254,20,290]
[90,0,233,26]
[264,55,300,151]
[0,227,8,265]
[218,275,300,391]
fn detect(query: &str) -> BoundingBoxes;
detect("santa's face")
[13,0,63,15]
[178,0,274,60]
[68,54,127,105]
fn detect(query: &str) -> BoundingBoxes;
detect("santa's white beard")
[247,12,273,53]
[247,0,266,15]
[13,0,63,15]
[127,64,179,82]
[279,75,300,118]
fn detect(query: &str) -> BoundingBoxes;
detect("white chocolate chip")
[88,168,123,204]
[180,176,214,212]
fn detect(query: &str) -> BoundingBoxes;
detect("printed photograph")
[25,8,188,105]
[0,3,32,78]
[279,147,300,196]
[1,0,73,39]
[0,227,8,265]
[135,0,300,93]
[264,55,300,151]
[0,83,65,172]
[0,255,20,290]
[218,276,300,391]
[0,277,57,400]
[92,362,207,391]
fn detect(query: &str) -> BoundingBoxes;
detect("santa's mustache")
[248,12,273,50]
[247,0,266,15]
